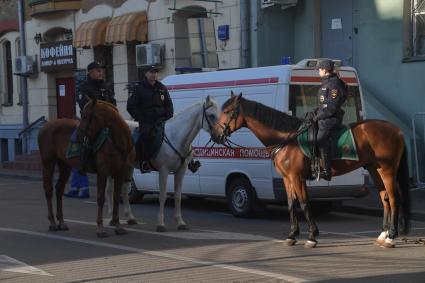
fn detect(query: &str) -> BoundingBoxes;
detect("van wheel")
[128,178,144,204]
[227,178,255,218]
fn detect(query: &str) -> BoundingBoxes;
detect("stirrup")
[139,161,151,174]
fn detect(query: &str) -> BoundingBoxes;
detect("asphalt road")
[1,177,425,283]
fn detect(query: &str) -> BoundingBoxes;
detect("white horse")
[105,96,219,231]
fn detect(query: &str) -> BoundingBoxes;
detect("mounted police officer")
[307,59,347,181]
[127,65,173,172]
[65,62,116,198]
[76,61,116,114]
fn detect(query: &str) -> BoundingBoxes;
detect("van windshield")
[289,85,363,124]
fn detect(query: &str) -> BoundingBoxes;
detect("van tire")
[227,177,255,218]
[129,178,144,204]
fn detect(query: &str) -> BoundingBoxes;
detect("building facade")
[250,0,425,181]
[0,0,23,162]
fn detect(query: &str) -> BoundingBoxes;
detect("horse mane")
[224,97,303,132]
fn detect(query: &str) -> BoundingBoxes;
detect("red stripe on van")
[291,76,358,84]
[166,77,279,91]
[193,147,270,159]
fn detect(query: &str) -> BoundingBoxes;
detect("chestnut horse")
[37,100,135,237]
[212,93,410,248]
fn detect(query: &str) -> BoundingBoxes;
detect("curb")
[0,171,96,186]
[336,205,425,222]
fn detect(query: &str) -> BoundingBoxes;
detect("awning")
[73,18,110,48]
[105,11,148,44]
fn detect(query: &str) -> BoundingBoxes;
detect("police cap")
[316,59,334,71]
[87,61,104,71]
[146,65,159,72]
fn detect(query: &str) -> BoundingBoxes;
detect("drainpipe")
[18,0,29,153]
[249,0,258,67]
[240,0,250,68]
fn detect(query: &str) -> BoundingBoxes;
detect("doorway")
[320,0,354,66]
[56,77,76,119]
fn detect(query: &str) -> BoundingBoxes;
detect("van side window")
[289,85,362,123]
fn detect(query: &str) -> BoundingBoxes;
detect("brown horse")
[212,93,410,248]
[37,100,135,237]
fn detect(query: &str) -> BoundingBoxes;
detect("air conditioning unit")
[136,43,162,67]
[15,56,36,75]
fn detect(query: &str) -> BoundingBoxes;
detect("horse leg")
[55,161,71,231]
[174,168,188,230]
[368,167,390,246]
[96,175,108,238]
[105,176,114,225]
[283,177,299,246]
[121,179,138,225]
[112,177,127,235]
[156,169,168,232]
[42,159,57,231]
[293,177,319,248]
[377,169,399,248]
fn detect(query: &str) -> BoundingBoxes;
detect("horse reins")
[163,101,217,167]
[217,98,312,159]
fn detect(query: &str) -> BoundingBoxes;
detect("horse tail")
[397,144,411,235]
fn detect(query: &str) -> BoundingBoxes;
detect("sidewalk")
[1,167,424,222]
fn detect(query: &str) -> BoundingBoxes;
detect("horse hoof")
[127,219,138,225]
[156,226,166,232]
[284,238,297,246]
[304,240,318,248]
[115,228,127,235]
[57,224,69,231]
[49,225,58,231]
[96,231,108,238]
[177,224,189,231]
[381,239,395,248]
[375,238,386,246]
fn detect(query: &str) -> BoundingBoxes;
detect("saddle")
[133,123,165,162]
[66,128,110,173]
[298,123,358,160]
[297,122,359,179]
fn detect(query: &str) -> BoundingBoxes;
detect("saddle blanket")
[297,126,359,161]
[66,128,110,159]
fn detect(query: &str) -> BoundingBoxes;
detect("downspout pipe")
[240,0,250,68]
[18,0,29,153]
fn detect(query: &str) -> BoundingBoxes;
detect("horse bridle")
[164,101,217,166]
[201,101,216,133]
[77,99,98,146]
[219,100,241,142]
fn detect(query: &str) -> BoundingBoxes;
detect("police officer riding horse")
[306,59,347,181]
[127,65,174,173]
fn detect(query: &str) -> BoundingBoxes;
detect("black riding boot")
[319,144,332,181]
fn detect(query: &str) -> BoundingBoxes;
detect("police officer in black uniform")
[127,65,173,171]
[76,61,116,112]
[308,59,347,181]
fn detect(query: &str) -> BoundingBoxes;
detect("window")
[413,0,425,56]
[3,41,13,105]
[289,85,362,124]
[15,38,22,105]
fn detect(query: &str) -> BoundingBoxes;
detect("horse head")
[78,99,120,142]
[201,95,220,134]
[212,91,244,144]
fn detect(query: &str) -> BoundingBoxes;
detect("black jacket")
[77,77,116,111]
[126,79,173,124]
[315,73,347,121]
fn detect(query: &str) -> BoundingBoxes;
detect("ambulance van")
[131,59,369,216]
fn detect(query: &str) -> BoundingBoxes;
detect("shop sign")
[40,40,76,72]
